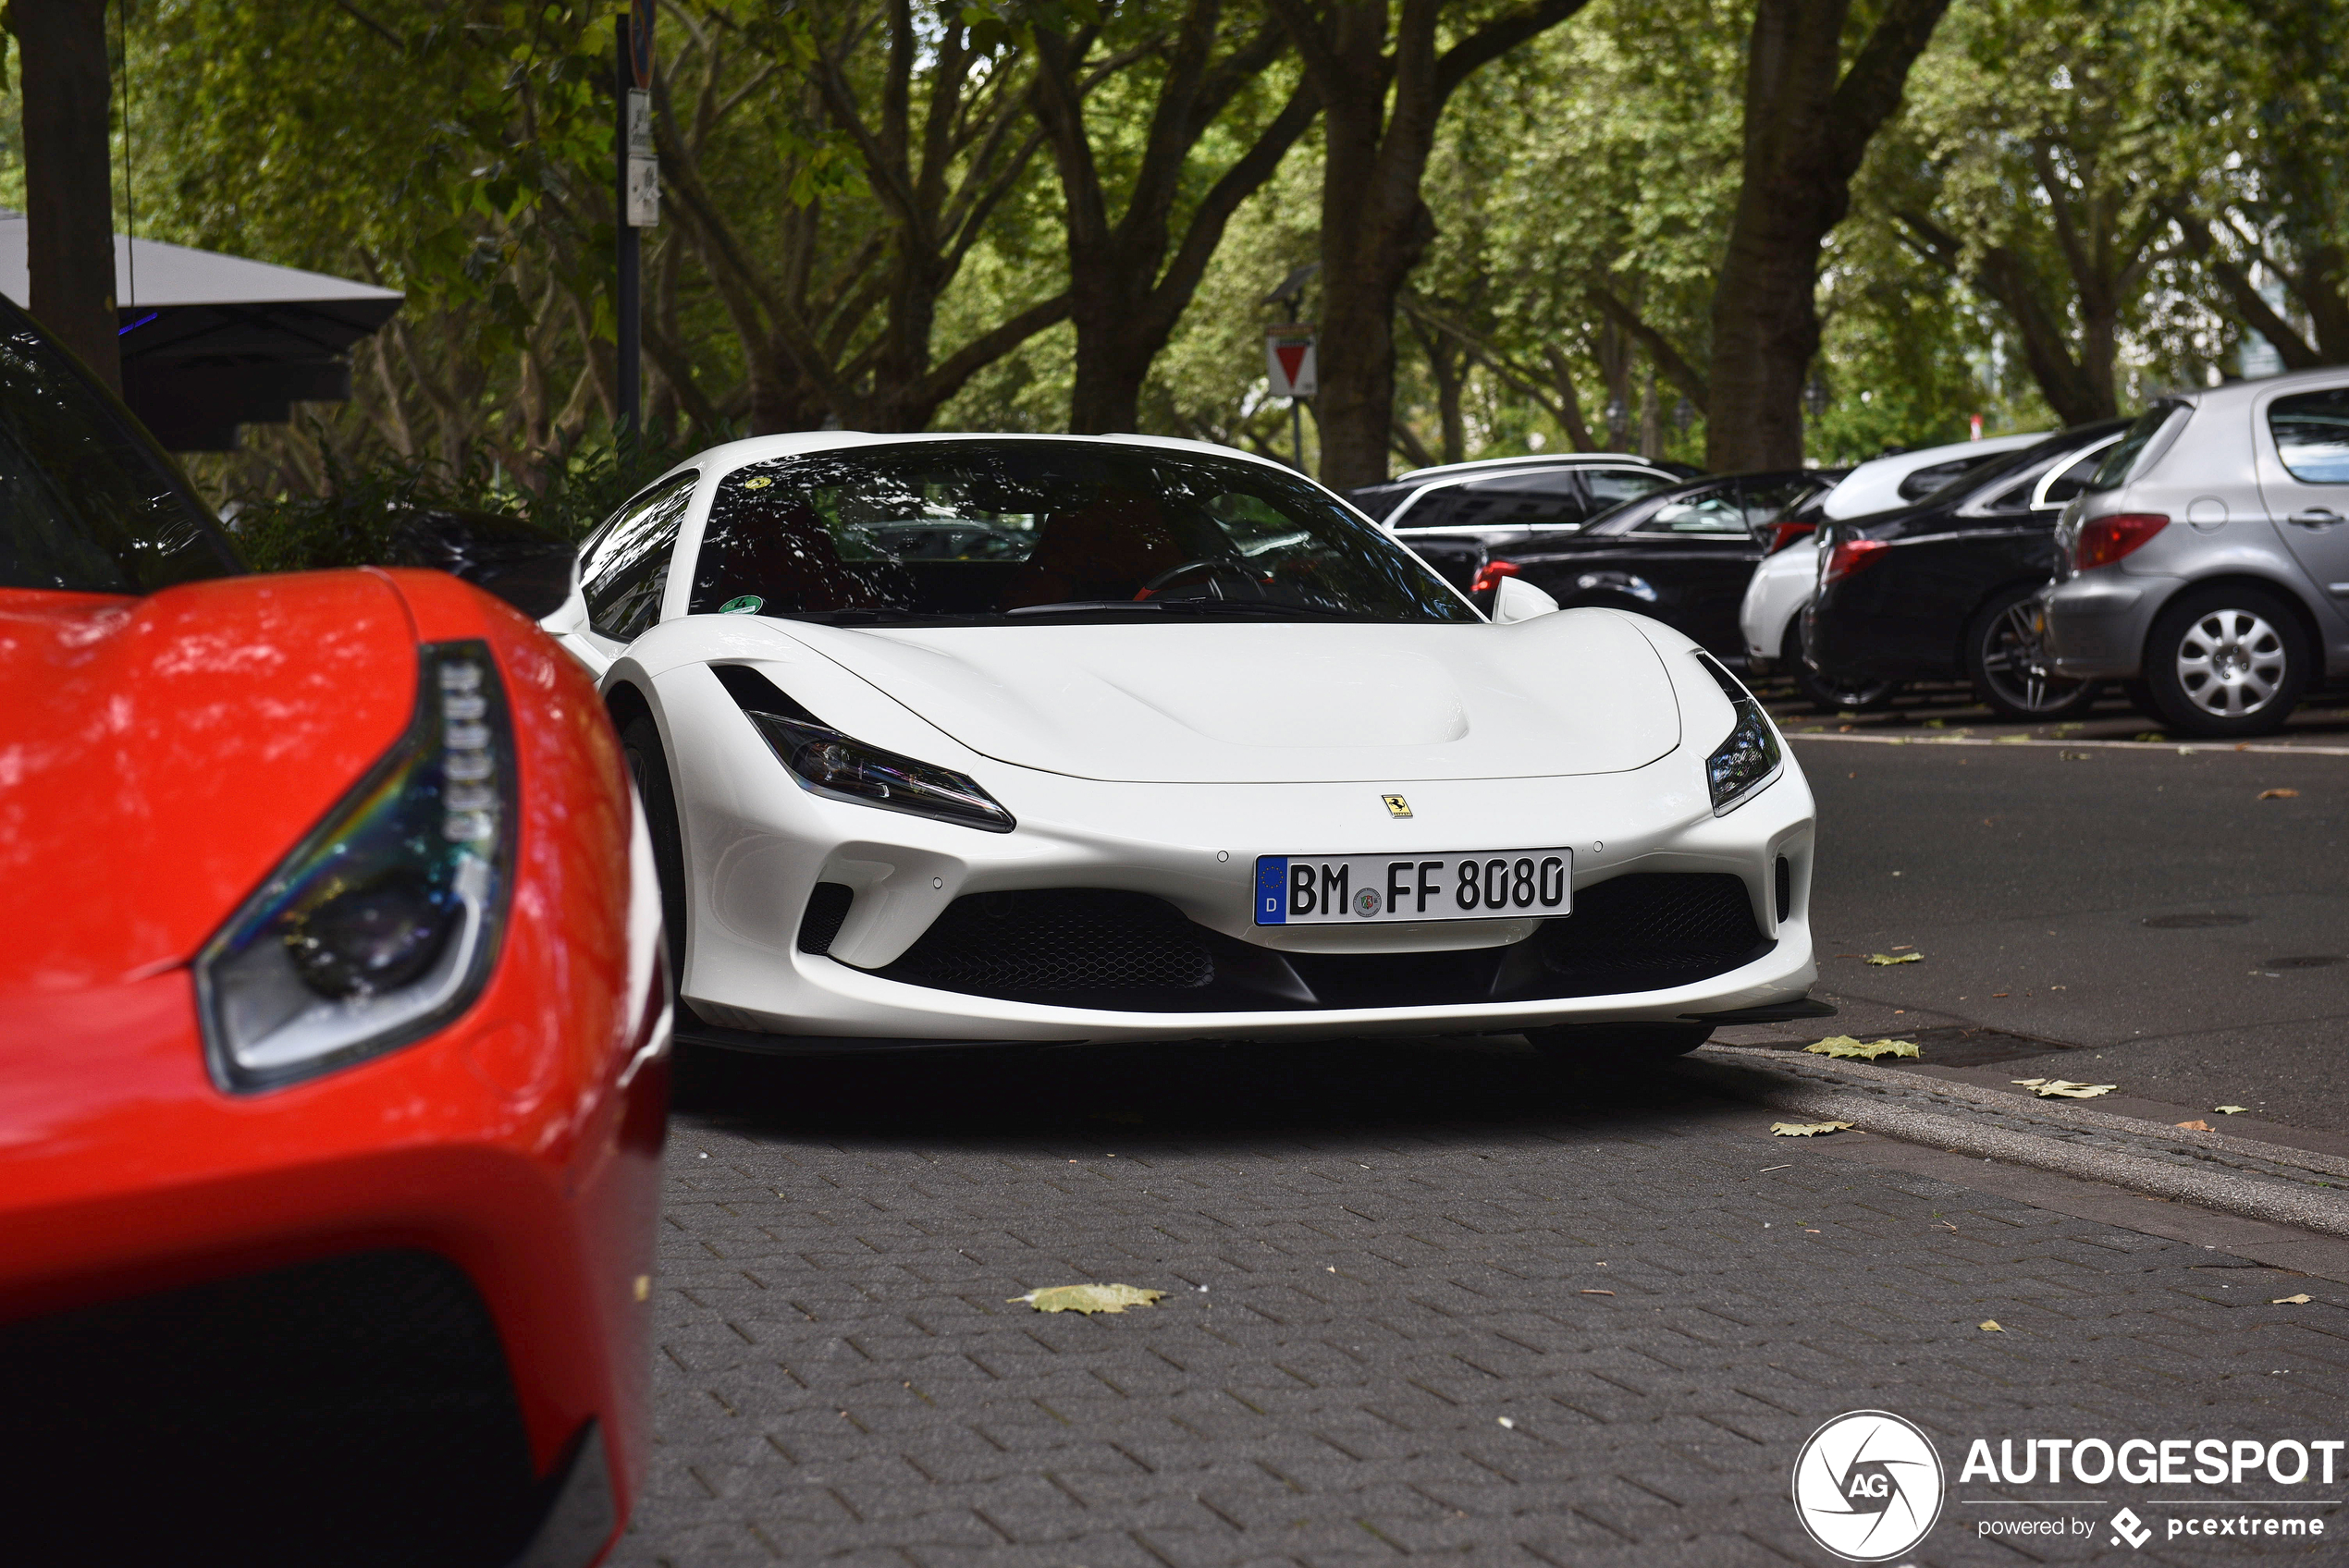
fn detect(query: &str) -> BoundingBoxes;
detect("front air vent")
[797,882,854,954]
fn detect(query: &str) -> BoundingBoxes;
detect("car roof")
[1392,451,1653,483]
[2155,364,2349,410]
[1820,432,2050,519]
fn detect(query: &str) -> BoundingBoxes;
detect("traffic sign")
[1265,324,1316,398]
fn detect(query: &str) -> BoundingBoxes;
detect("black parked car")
[1803,420,2130,717]
[1397,470,1835,659]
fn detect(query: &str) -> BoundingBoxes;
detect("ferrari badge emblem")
[1382,794,1412,818]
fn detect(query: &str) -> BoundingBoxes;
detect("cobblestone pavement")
[613,1037,2349,1566]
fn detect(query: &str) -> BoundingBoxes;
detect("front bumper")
[2037,573,2158,680]
[674,703,1820,1047]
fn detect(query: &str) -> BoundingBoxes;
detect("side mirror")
[1490,573,1560,623]
[389,508,576,620]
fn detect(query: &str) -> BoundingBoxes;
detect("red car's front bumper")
[0,574,668,1567]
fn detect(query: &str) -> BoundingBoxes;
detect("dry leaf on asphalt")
[1979,1320,2003,1332]
[2272,1294,2313,1305]
[2216,1105,2250,1114]
[1580,1289,1615,1296]
[1806,1035,1921,1060]
[2011,1079,2118,1098]
[1009,1283,1165,1315]
[1771,1121,1855,1136]
[2175,1120,2214,1132]
[2258,788,2300,800]
[1865,951,1924,965]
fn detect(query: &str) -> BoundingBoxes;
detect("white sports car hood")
[773,613,1681,784]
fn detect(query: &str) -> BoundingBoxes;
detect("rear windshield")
[0,301,237,594]
[2086,402,2189,494]
[689,441,1479,626]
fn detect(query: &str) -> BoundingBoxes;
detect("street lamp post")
[616,0,657,439]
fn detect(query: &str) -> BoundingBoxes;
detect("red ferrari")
[0,300,669,1565]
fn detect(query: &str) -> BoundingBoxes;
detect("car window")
[1636,484,1752,536]
[0,301,238,594]
[2087,402,2189,493]
[1738,476,1821,526]
[687,440,1477,625]
[2037,442,2117,508]
[1421,470,1588,531]
[582,472,695,641]
[1584,466,1677,511]
[2268,387,2349,483]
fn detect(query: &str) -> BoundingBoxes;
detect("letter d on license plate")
[1254,850,1572,925]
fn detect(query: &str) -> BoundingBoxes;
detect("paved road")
[619,722,2349,1565]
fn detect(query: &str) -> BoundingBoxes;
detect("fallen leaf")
[1009,1283,1166,1316]
[1772,1121,1855,1137]
[1579,1289,1615,1295]
[1997,733,2032,744]
[1979,1320,2003,1332]
[1866,951,1924,965]
[2174,1120,2214,1132]
[1497,1416,1516,1428]
[2272,1294,2313,1305]
[2012,1079,2118,1098]
[2134,731,2166,741]
[2259,788,2300,800]
[2216,1105,2250,1115]
[1805,1035,1921,1060]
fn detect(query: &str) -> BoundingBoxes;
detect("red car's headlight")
[194,642,517,1093]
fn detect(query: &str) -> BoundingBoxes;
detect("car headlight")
[1694,651,1782,815]
[195,642,516,1092]
[746,712,1015,833]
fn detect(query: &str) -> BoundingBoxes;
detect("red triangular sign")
[1275,343,1309,384]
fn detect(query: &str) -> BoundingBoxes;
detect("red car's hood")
[0,572,418,995]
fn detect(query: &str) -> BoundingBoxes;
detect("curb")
[1674,1047,2349,1241]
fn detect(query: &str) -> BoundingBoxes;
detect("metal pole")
[615,14,639,439]
[1291,398,1304,472]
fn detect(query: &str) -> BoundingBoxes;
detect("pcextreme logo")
[1791,1410,1947,1562]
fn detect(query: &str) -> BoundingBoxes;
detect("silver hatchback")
[2039,368,2349,736]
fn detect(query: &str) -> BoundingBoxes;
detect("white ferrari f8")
[543,434,1823,1061]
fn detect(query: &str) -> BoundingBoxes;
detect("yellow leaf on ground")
[2012,1079,2118,1098]
[2216,1106,2250,1115]
[1866,952,1923,965]
[1997,733,2033,744]
[2259,788,2300,800]
[1771,1121,1855,1137]
[2272,1294,2313,1305]
[1979,1320,2003,1331]
[1806,1035,1921,1060]
[1009,1283,1166,1315]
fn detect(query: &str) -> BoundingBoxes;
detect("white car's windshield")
[689,440,1479,626]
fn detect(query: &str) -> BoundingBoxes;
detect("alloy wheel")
[1977,599,2094,715]
[2174,608,2288,717]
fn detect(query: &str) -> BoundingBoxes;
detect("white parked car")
[1740,433,2048,708]
[540,434,1822,1062]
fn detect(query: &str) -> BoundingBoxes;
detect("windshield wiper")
[1004,598,1357,619]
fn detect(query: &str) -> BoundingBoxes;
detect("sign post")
[616,0,657,437]
[1264,323,1316,472]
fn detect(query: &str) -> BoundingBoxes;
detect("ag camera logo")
[1792,1410,1946,1562]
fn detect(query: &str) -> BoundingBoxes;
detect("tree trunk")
[1706,0,1951,470]
[15,0,120,393]
[1273,0,1592,492]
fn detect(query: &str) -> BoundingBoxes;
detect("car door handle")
[2287,508,2345,528]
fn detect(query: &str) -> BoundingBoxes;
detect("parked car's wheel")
[2142,585,2308,738]
[1966,586,2100,720]
[1527,1022,1713,1065]
[1787,625,1898,713]
[621,711,690,996]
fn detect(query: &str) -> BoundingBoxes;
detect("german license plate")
[1254,850,1572,925]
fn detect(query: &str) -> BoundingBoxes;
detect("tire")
[1526,1023,1713,1066]
[620,712,690,996]
[2141,584,2309,738]
[1965,586,2100,720]
[1788,625,1899,713]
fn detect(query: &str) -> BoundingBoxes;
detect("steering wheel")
[1136,557,1262,600]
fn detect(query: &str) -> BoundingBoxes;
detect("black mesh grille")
[798,881,854,954]
[0,1249,538,1567]
[869,875,1769,1011]
[1533,872,1766,984]
[881,890,1214,994]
